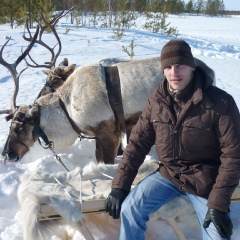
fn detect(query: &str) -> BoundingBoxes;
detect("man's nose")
[170,66,178,74]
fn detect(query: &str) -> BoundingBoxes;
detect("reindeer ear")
[42,69,50,75]
[63,64,76,77]
[59,58,68,67]
[29,105,39,118]
[5,113,14,122]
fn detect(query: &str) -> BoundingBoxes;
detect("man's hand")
[203,208,233,240]
[105,189,129,219]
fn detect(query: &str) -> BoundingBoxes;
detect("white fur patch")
[18,159,196,240]
[62,63,114,128]
[116,57,163,115]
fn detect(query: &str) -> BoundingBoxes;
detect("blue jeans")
[120,171,229,240]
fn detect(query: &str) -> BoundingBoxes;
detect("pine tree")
[34,0,55,29]
[194,0,205,15]
[2,0,27,28]
[205,0,225,16]
[165,0,185,14]
[0,0,9,24]
[186,0,195,14]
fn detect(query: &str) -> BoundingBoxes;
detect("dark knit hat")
[160,39,196,70]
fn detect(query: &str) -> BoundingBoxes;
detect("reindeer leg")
[125,125,133,143]
[95,137,116,164]
[117,139,124,156]
[95,140,104,163]
[93,120,122,164]
[95,130,121,164]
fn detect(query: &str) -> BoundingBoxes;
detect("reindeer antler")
[23,6,74,69]
[0,26,39,115]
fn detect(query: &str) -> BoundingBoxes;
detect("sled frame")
[38,198,187,240]
[37,185,240,240]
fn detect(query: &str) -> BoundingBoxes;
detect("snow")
[0,13,240,239]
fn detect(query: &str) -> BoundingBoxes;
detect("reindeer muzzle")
[1,151,21,162]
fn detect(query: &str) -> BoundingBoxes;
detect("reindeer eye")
[18,127,25,134]
[53,80,58,86]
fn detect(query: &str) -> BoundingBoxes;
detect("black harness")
[58,98,96,140]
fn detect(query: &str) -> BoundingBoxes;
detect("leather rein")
[58,98,96,140]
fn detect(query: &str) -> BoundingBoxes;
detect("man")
[105,39,240,240]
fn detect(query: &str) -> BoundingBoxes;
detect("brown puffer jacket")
[112,67,240,212]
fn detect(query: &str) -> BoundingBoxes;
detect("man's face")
[163,64,195,91]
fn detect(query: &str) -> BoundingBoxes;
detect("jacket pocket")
[151,114,172,144]
[182,116,212,151]
[181,164,218,198]
[194,164,219,197]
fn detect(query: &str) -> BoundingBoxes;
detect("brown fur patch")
[81,112,142,164]
[84,119,122,164]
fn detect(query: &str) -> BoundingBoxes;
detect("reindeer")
[0,9,216,165]
[35,58,76,97]
[21,10,129,157]
[38,58,131,99]
[22,8,76,98]
[1,54,215,164]
[0,7,133,164]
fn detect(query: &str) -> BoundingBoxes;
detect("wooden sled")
[39,198,187,240]
[37,186,240,240]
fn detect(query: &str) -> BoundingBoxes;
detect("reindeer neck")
[35,93,78,149]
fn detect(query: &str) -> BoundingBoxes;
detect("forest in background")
[0,0,239,40]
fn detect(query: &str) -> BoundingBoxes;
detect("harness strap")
[104,66,126,132]
[38,127,53,148]
[58,98,96,139]
[59,98,82,134]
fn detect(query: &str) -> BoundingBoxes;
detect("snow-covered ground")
[0,13,240,239]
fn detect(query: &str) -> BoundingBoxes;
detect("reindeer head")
[2,105,40,162]
[0,7,75,162]
[40,61,76,96]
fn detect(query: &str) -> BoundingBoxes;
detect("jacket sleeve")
[112,97,156,191]
[208,95,240,212]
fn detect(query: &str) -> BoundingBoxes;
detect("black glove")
[105,189,129,219]
[203,208,233,240]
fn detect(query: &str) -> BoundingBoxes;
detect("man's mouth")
[171,78,182,82]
